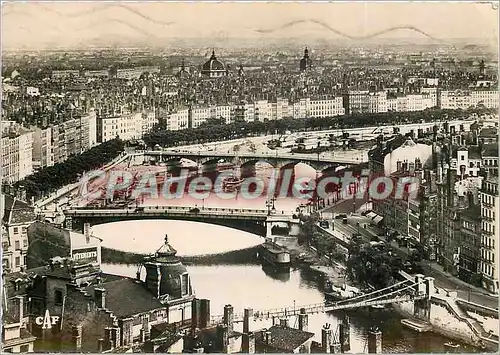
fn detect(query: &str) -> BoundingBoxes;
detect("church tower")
[300,47,312,72]
[479,59,485,77]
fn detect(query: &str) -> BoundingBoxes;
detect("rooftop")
[255,325,315,352]
[482,143,499,158]
[460,205,481,222]
[479,127,498,138]
[86,278,165,318]
[2,195,36,225]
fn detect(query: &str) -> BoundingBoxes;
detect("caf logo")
[35,310,60,330]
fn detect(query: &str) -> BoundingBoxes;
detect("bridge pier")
[339,315,350,352]
[413,275,434,321]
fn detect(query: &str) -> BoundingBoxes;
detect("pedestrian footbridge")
[210,275,434,324]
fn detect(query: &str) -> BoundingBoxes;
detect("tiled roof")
[86,278,165,318]
[482,143,499,158]
[460,205,481,222]
[256,325,315,352]
[479,127,498,138]
[468,145,482,160]
[3,195,36,225]
[369,134,406,165]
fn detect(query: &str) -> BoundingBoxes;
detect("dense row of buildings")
[368,118,499,293]
[2,49,498,184]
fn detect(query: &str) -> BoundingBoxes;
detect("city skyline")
[2,2,499,50]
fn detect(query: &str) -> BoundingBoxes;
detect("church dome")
[144,235,193,302]
[201,50,227,78]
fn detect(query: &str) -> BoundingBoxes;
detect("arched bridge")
[132,150,365,172]
[60,205,298,238]
[210,274,434,324]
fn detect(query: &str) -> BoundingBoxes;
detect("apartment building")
[440,90,499,110]
[450,146,482,178]
[213,105,232,124]
[166,108,189,131]
[190,106,211,128]
[141,110,157,136]
[32,126,53,170]
[115,66,160,80]
[1,129,34,183]
[2,195,36,273]
[480,175,499,293]
[309,97,345,118]
[254,100,270,122]
[97,112,143,142]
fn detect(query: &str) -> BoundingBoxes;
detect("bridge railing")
[141,150,364,164]
[63,205,275,218]
[209,279,427,325]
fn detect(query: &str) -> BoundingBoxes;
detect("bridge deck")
[137,151,364,165]
[63,206,274,221]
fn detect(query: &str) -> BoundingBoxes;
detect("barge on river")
[258,238,291,268]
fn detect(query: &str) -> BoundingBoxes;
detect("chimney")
[243,308,253,334]
[298,308,308,331]
[321,324,332,353]
[217,325,229,353]
[192,299,201,331]
[200,299,211,329]
[279,318,289,328]
[397,160,402,173]
[409,162,415,175]
[264,330,272,345]
[242,332,255,354]
[94,288,106,309]
[223,305,234,334]
[84,223,91,243]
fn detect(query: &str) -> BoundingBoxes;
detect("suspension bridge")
[210,276,433,324]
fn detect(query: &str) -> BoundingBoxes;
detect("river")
[93,219,479,353]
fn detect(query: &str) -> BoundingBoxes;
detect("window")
[54,290,64,305]
[14,241,20,250]
[13,227,18,234]
[23,239,28,247]
[21,226,27,234]
[15,257,20,267]
[19,345,29,353]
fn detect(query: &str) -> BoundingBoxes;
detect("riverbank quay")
[101,245,261,266]
[321,200,499,302]
[307,223,499,351]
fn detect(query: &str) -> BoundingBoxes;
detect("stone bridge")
[60,205,301,238]
[130,150,365,175]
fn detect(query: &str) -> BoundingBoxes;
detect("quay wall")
[101,245,260,266]
[392,298,498,351]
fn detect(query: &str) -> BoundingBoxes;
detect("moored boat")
[259,238,291,268]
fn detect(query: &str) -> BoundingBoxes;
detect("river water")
[93,220,479,354]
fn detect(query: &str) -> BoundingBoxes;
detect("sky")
[2,2,499,49]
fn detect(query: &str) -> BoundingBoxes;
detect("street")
[324,209,499,310]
